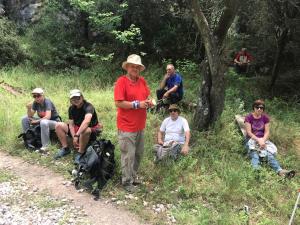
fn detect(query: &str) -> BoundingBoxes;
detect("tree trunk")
[190,0,239,130]
[193,60,212,129]
[270,28,288,89]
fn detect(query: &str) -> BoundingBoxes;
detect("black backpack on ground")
[18,125,42,150]
[72,138,115,200]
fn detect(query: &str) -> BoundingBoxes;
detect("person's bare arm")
[26,102,35,117]
[262,123,270,142]
[181,131,190,155]
[163,85,178,98]
[30,110,52,124]
[157,130,164,145]
[159,73,170,89]
[74,113,92,136]
[245,122,259,142]
[245,122,265,149]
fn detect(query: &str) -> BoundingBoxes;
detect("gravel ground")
[0,172,90,225]
[0,151,148,225]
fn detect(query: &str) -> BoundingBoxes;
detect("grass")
[0,169,16,183]
[0,64,299,224]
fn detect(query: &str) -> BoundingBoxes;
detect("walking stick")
[288,189,300,225]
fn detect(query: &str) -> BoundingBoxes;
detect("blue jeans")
[246,140,282,173]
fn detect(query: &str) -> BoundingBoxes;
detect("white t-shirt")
[160,116,190,144]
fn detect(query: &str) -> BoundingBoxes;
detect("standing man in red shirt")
[234,47,253,74]
[114,54,152,192]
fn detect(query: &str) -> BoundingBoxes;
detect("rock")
[143,201,148,206]
[77,189,84,193]
[32,187,38,192]
[116,200,123,205]
[167,204,173,209]
[125,194,135,200]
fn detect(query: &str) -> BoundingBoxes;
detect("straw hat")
[122,54,145,71]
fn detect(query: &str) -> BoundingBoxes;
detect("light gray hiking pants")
[118,130,144,185]
[21,116,57,148]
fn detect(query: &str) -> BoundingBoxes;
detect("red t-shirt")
[114,75,150,132]
[234,51,253,63]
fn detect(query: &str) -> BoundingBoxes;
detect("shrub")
[0,18,27,66]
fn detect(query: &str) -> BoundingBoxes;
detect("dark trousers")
[235,64,248,74]
[156,89,182,104]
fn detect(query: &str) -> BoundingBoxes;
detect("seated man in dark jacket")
[54,89,102,161]
[156,64,183,106]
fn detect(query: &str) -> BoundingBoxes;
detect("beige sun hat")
[31,88,44,94]
[122,54,145,71]
[168,104,180,112]
[69,89,82,99]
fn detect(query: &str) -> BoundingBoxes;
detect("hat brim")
[70,93,81,99]
[122,62,145,71]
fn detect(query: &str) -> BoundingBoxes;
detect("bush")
[0,18,27,66]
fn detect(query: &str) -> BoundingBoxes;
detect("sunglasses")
[71,96,81,101]
[32,94,41,98]
[169,109,178,113]
[255,106,264,110]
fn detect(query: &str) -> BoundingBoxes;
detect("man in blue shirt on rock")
[156,64,183,107]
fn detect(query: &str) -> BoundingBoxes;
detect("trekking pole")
[288,189,300,225]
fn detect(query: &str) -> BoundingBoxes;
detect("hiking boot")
[278,169,296,179]
[54,147,71,160]
[123,184,138,193]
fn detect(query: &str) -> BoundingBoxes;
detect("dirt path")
[0,151,148,225]
[0,80,23,96]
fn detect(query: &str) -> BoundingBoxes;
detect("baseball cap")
[31,88,44,94]
[69,89,82,99]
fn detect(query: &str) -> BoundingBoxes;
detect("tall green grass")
[0,64,299,225]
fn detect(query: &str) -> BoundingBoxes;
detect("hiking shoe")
[38,146,49,154]
[54,148,70,160]
[285,170,296,179]
[278,169,296,179]
[74,153,82,164]
[123,184,138,193]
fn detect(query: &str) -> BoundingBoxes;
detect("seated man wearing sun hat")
[21,87,61,152]
[54,89,102,162]
[153,104,190,161]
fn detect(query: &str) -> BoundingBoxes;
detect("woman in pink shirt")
[244,99,295,178]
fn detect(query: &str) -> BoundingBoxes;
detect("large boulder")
[0,0,5,16]
[2,0,44,24]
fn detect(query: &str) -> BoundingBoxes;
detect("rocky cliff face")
[0,0,44,24]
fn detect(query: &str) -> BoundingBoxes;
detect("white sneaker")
[39,146,49,153]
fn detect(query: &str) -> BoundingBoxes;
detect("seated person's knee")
[40,119,49,127]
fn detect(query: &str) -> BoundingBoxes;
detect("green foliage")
[69,0,123,32]
[0,18,27,66]
[25,0,88,68]
[112,24,143,46]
